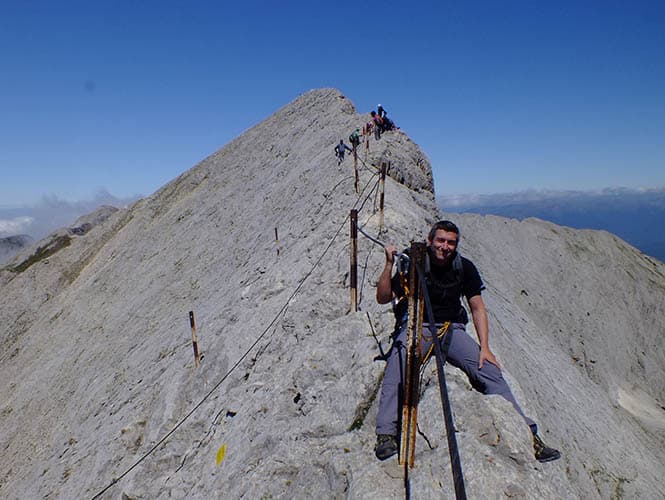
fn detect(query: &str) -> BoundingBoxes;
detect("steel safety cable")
[354,176,381,215]
[91,165,384,499]
[356,210,381,309]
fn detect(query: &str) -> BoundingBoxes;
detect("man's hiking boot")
[533,433,561,463]
[375,434,398,460]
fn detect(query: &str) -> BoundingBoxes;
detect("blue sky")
[1,0,664,211]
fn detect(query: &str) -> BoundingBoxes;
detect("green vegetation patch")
[348,371,384,432]
[10,234,72,274]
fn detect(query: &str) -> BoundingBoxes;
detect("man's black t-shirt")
[391,249,485,324]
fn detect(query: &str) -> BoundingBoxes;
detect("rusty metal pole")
[379,162,387,231]
[400,242,426,472]
[354,145,359,193]
[350,209,358,312]
[189,311,200,368]
[354,162,360,194]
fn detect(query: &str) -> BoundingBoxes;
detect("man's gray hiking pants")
[375,322,537,437]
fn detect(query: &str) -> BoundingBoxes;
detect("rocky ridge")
[1,88,664,499]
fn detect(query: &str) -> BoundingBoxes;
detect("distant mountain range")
[0,192,138,265]
[440,188,665,263]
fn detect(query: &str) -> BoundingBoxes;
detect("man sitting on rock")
[374,220,561,463]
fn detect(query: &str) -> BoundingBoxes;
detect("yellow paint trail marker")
[216,443,227,466]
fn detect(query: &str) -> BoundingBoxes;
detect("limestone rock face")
[1,88,664,499]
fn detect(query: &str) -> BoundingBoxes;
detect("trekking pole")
[400,243,426,483]
[379,162,387,231]
[189,311,201,368]
[399,243,426,499]
[414,263,467,500]
[349,209,358,312]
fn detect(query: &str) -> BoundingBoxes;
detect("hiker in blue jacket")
[334,139,352,165]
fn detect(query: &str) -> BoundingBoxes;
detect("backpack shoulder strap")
[452,252,464,284]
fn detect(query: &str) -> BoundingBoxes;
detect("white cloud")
[0,190,140,240]
[0,216,35,237]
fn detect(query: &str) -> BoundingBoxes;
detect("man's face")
[428,229,458,264]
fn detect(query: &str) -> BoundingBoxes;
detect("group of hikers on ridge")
[331,108,560,466]
[373,220,562,464]
[370,104,396,139]
[334,104,397,164]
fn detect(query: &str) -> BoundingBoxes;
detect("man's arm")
[376,245,398,304]
[468,294,500,369]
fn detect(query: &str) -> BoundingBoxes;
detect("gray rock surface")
[1,88,664,499]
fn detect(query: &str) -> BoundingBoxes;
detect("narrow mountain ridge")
[1,89,664,499]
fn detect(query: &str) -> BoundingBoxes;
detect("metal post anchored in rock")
[189,311,201,368]
[379,162,387,231]
[350,209,358,312]
[353,146,360,193]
